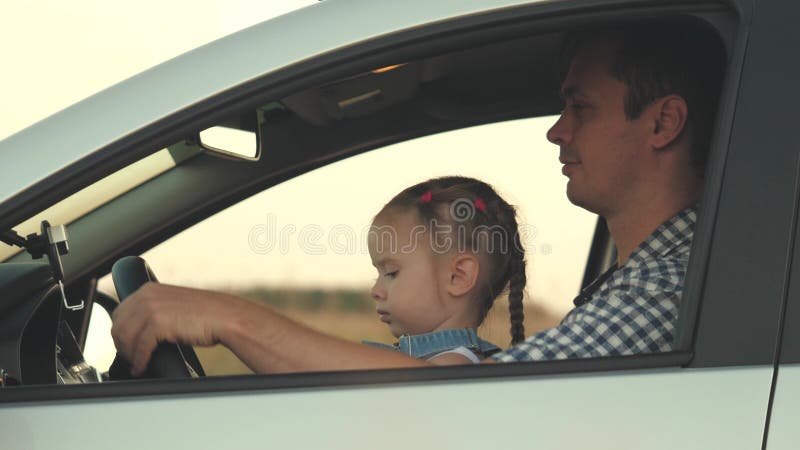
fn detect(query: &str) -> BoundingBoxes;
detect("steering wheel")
[108,256,205,379]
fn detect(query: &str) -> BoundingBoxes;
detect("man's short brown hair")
[562,18,727,176]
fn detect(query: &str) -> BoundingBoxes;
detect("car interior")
[0,10,733,388]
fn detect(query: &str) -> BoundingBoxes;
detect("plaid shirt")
[492,207,696,362]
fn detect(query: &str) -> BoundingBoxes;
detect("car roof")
[0,0,541,211]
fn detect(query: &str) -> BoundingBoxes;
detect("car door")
[767,203,800,449]
[1,1,787,449]
[763,5,800,445]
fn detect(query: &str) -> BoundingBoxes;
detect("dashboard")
[0,263,100,386]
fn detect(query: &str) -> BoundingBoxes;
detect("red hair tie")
[420,191,433,203]
[474,198,487,213]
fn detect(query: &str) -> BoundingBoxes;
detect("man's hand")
[111,282,432,374]
[110,282,238,376]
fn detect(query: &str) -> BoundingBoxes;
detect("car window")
[95,115,597,375]
[83,304,116,372]
[0,146,200,261]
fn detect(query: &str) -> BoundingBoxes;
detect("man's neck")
[607,195,699,266]
[607,212,666,266]
[606,163,702,265]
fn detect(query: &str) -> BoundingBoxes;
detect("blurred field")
[195,288,562,375]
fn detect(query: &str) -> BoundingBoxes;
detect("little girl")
[363,176,527,364]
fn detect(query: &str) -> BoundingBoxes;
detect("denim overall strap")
[363,328,500,359]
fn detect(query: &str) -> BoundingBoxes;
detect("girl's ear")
[446,255,480,297]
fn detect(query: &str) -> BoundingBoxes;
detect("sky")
[3,0,598,369]
[1,0,319,139]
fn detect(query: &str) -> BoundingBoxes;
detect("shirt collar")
[625,206,697,267]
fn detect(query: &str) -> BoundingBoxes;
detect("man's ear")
[650,95,688,150]
[446,255,480,297]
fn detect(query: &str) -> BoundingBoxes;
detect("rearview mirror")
[198,126,260,161]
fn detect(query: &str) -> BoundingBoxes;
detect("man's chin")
[566,187,600,214]
[565,185,583,207]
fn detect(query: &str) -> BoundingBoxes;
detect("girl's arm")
[427,347,499,365]
[428,352,475,365]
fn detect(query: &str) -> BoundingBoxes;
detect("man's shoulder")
[630,207,697,264]
[614,253,689,293]
[611,206,697,294]
[566,231,691,324]
[579,233,691,319]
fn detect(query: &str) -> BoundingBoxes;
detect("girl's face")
[368,211,464,338]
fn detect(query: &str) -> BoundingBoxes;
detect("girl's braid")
[507,225,526,345]
[467,183,526,345]
[487,196,526,345]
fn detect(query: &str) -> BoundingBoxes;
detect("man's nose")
[546,113,570,146]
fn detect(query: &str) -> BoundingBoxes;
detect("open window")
[96,115,597,375]
[66,9,735,378]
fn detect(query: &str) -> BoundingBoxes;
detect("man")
[111,19,726,374]
[496,20,724,362]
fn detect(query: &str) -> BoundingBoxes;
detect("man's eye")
[385,271,398,278]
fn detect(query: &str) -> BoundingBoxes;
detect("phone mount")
[0,220,83,311]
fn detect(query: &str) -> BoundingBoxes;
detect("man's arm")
[111,282,431,375]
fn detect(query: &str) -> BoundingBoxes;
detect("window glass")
[0,146,199,261]
[96,116,597,375]
[83,305,116,373]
